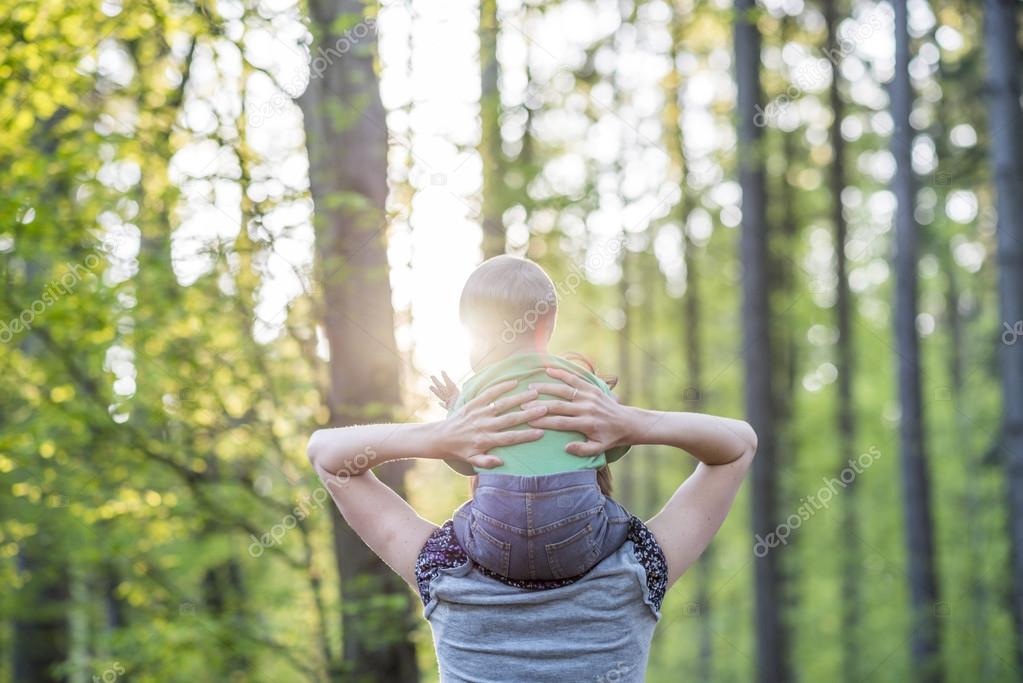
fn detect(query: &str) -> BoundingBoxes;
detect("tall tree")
[685,246,716,682]
[929,35,995,679]
[299,2,419,681]
[479,0,505,258]
[735,1,789,681]
[665,7,713,670]
[617,247,636,508]
[983,0,1023,671]
[13,534,68,682]
[683,208,716,682]
[891,2,943,681]
[637,250,660,517]
[769,15,801,431]
[11,105,77,683]
[823,1,862,680]
[612,0,638,511]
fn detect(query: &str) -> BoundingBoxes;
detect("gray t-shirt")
[416,518,667,683]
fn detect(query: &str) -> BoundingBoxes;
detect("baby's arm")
[429,371,460,410]
[431,371,476,475]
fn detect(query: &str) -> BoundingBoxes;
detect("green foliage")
[0,0,1016,682]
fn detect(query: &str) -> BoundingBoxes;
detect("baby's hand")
[429,371,460,410]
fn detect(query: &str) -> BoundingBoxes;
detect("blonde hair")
[459,255,558,348]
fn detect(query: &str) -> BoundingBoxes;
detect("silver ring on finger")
[489,401,496,413]
[570,388,578,401]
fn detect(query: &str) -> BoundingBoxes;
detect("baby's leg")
[452,492,524,578]
[526,474,618,580]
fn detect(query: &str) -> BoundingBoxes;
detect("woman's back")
[418,519,666,683]
[307,337,758,682]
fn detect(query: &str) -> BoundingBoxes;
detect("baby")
[430,255,632,581]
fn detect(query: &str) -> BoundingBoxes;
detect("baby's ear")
[541,313,557,339]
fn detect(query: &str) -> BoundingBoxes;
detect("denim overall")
[453,469,631,580]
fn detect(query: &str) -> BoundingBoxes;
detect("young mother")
[307,369,757,682]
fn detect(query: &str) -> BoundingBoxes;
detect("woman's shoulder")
[415,516,667,612]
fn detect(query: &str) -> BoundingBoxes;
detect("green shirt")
[445,352,630,476]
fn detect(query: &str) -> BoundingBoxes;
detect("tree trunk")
[891,2,943,681]
[201,558,251,675]
[637,254,659,517]
[735,1,789,681]
[664,9,714,668]
[13,534,69,683]
[299,2,419,681]
[983,0,1023,672]
[770,16,800,431]
[770,32,800,630]
[617,248,635,509]
[945,263,995,678]
[684,217,714,682]
[479,0,504,258]
[612,0,639,512]
[823,2,861,680]
[12,119,71,683]
[927,38,993,679]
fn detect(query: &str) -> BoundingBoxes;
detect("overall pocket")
[544,521,600,579]
[468,516,512,577]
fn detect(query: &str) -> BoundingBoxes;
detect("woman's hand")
[435,380,547,469]
[524,368,635,457]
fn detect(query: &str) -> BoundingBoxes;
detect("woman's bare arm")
[623,409,755,588]
[306,381,547,587]
[312,461,438,587]
[527,367,757,589]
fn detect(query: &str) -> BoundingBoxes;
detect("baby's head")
[459,255,558,370]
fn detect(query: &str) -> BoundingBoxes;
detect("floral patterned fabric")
[415,514,667,611]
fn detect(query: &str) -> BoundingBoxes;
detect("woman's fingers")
[523,399,582,416]
[491,405,547,430]
[525,382,576,400]
[565,440,606,457]
[465,380,520,412]
[528,415,582,431]
[488,428,544,447]
[491,388,538,415]
[467,453,504,469]
[544,367,591,390]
